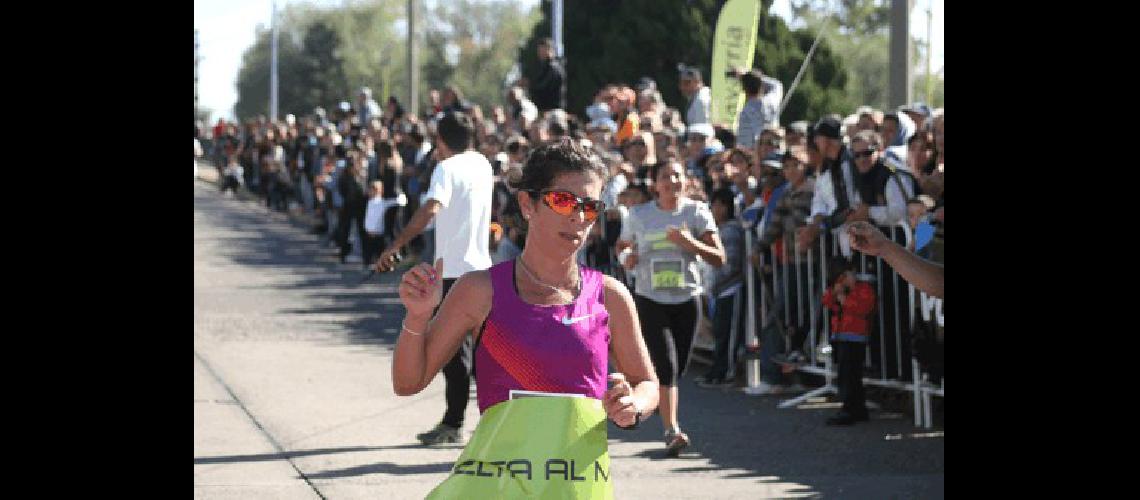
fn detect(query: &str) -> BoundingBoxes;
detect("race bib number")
[651,259,685,290]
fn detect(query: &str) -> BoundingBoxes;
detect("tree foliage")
[518,0,857,124]
[233,0,539,121]
[423,0,541,108]
[520,0,720,118]
[790,0,943,109]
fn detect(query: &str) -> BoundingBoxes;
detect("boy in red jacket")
[823,259,876,426]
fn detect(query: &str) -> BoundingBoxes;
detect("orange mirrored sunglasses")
[530,190,606,222]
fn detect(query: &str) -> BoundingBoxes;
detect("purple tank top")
[474,260,611,413]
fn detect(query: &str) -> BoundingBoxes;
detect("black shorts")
[633,295,700,387]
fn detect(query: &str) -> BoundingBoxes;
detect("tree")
[790,0,943,110]
[425,0,541,110]
[754,0,855,123]
[234,15,348,120]
[520,0,720,117]
[232,0,539,121]
[518,0,855,123]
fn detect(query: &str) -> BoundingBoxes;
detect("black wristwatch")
[616,410,642,430]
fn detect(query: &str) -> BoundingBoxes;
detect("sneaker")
[663,429,690,458]
[695,376,731,389]
[416,423,462,445]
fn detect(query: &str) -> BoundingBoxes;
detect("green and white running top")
[620,198,717,304]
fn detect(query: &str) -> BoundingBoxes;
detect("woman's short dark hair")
[509,139,608,192]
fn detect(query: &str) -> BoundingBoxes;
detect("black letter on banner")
[507,459,532,480]
[454,460,476,475]
[476,460,495,477]
[595,461,609,482]
[488,461,506,477]
[545,459,569,481]
[569,460,586,481]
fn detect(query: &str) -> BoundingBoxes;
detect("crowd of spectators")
[193,37,944,427]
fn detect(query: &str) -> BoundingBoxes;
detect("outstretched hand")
[846,221,891,257]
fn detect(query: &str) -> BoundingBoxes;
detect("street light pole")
[407,0,418,117]
[270,0,279,122]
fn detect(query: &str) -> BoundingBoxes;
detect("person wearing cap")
[797,114,856,256]
[678,64,712,127]
[754,127,785,169]
[900,102,932,132]
[751,145,817,394]
[785,121,809,148]
[751,151,787,244]
[684,123,721,182]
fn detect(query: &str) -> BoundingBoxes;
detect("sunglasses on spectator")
[853,149,876,159]
[529,190,606,222]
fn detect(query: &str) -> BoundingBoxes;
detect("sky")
[195,0,943,121]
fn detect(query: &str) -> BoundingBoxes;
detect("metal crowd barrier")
[589,201,943,428]
[737,219,939,428]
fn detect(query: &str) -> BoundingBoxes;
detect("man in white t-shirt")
[678,64,711,127]
[375,110,493,445]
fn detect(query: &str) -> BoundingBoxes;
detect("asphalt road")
[193,178,944,499]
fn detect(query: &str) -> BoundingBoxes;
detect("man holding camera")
[732,69,781,150]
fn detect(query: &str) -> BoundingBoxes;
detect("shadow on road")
[305,461,455,479]
[194,444,425,465]
[196,183,411,349]
[196,182,943,497]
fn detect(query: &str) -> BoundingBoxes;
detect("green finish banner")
[709,0,760,129]
[426,397,613,499]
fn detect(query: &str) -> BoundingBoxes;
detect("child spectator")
[696,188,747,388]
[220,155,243,195]
[822,259,876,426]
[364,180,395,268]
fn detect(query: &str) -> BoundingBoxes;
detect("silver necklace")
[516,257,579,296]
